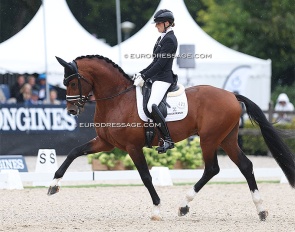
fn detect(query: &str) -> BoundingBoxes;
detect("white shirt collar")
[160,27,173,41]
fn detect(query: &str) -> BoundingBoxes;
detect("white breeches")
[147,81,171,113]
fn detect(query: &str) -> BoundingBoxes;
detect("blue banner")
[0,104,76,133]
[0,155,28,172]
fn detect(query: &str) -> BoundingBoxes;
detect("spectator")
[27,75,40,92]
[17,83,32,103]
[10,75,25,99]
[26,90,42,106]
[274,93,294,123]
[0,87,6,103]
[43,89,61,105]
[38,73,47,101]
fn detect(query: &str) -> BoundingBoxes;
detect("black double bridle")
[64,72,92,108]
[64,61,135,110]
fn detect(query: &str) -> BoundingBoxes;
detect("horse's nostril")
[68,110,77,115]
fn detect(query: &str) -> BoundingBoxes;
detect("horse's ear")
[56,56,72,70]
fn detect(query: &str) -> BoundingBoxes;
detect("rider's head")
[153,9,174,33]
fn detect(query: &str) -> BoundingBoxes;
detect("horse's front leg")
[47,136,114,195]
[127,146,161,220]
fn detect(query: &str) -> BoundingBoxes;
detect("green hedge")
[241,119,295,156]
[87,137,203,169]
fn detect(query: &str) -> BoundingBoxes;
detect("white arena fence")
[0,168,287,189]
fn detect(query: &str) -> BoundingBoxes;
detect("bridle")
[64,61,135,110]
[64,72,92,108]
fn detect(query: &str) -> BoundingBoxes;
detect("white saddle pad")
[136,84,188,122]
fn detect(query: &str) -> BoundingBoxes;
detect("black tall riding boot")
[151,104,174,153]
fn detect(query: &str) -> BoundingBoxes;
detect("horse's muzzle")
[67,104,83,115]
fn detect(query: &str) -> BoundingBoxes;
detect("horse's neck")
[80,59,132,114]
[93,76,135,122]
[92,67,131,101]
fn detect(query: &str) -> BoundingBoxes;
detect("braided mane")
[75,55,132,81]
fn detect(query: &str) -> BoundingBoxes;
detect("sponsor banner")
[0,104,76,133]
[0,104,96,156]
[0,155,28,172]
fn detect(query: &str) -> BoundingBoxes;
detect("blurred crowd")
[0,74,63,105]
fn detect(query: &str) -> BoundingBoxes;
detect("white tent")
[113,0,271,109]
[0,0,112,87]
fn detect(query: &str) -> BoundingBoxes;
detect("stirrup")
[156,139,174,154]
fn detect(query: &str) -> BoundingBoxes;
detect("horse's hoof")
[151,215,162,221]
[47,185,60,196]
[258,210,268,221]
[178,205,189,216]
[151,204,161,221]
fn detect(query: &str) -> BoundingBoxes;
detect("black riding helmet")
[153,9,174,24]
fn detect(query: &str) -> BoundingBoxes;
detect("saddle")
[142,74,179,148]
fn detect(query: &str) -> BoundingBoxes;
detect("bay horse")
[48,55,295,221]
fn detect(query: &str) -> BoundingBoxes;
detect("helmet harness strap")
[163,21,171,33]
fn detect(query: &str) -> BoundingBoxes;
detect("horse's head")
[56,56,93,115]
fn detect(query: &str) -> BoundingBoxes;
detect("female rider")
[133,9,178,153]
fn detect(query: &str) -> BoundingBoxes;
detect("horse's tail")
[235,94,295,188]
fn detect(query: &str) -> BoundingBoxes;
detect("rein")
[90,85,135,101]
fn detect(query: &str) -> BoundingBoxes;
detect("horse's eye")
[71,82,76,87]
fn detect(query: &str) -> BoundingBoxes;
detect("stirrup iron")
[156,138,174,154]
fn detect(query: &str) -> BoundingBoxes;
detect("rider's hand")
[133,76,144,87]
[132,73,141,81]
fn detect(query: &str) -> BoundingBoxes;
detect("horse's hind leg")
[179,142,220,216]
[220,126,268,221]
[47,136,114,195]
